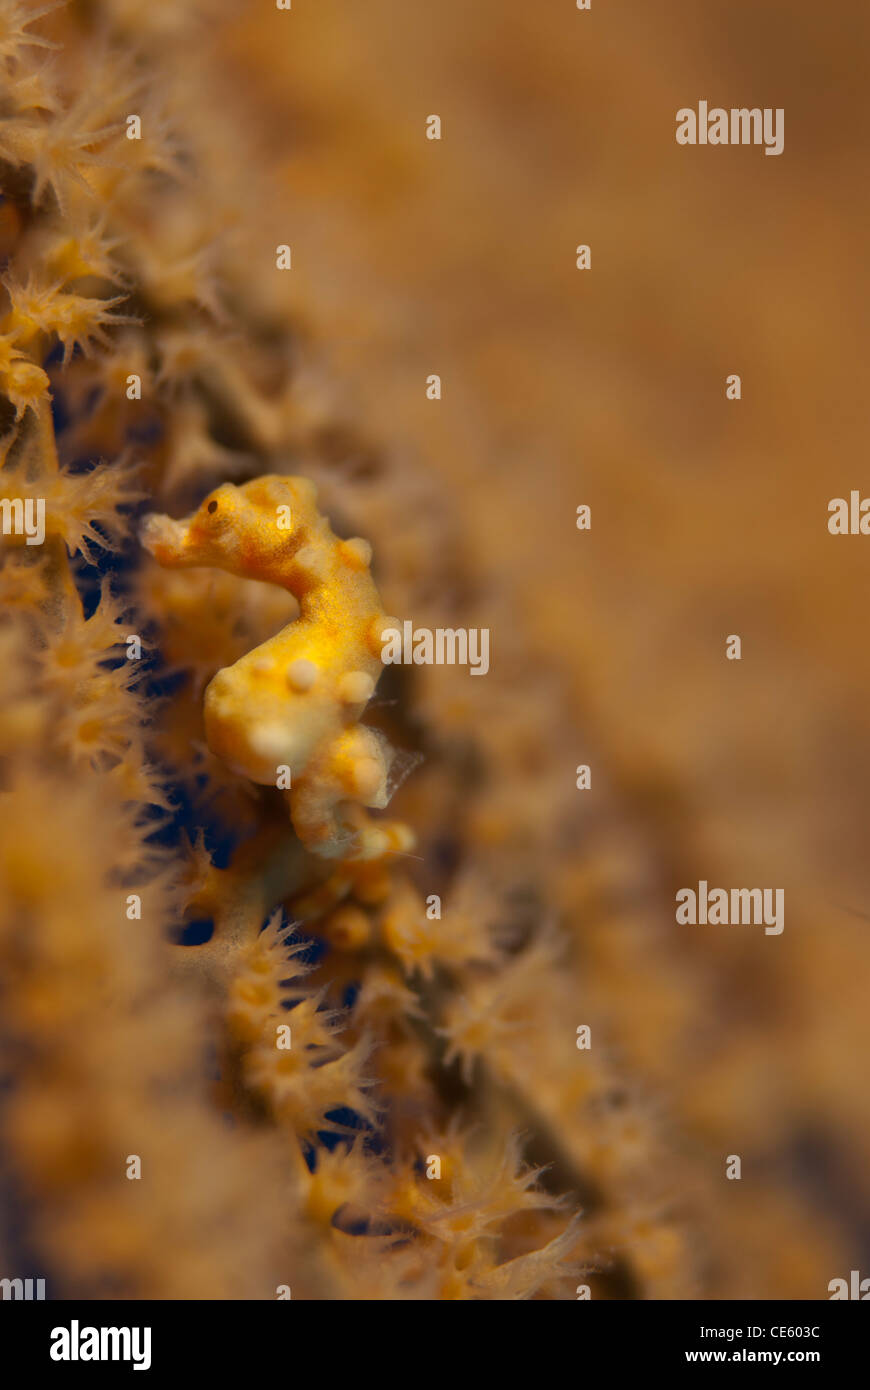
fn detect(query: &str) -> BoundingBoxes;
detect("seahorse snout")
[139,511,191,566]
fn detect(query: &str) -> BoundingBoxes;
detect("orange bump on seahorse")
[140,474,415,861]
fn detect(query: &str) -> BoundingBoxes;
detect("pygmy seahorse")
[140,474,413,861]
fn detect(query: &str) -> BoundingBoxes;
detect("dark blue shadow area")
[172,917,215,946]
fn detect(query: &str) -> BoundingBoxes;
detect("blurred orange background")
[206,0,870,1296]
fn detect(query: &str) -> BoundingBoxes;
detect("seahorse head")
[140,474,319,579]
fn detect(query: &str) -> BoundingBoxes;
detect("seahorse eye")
[207,500,218,514]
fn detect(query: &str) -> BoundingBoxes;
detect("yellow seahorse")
[140,474,414,861]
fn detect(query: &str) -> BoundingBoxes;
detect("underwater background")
[0,0,868,1299]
